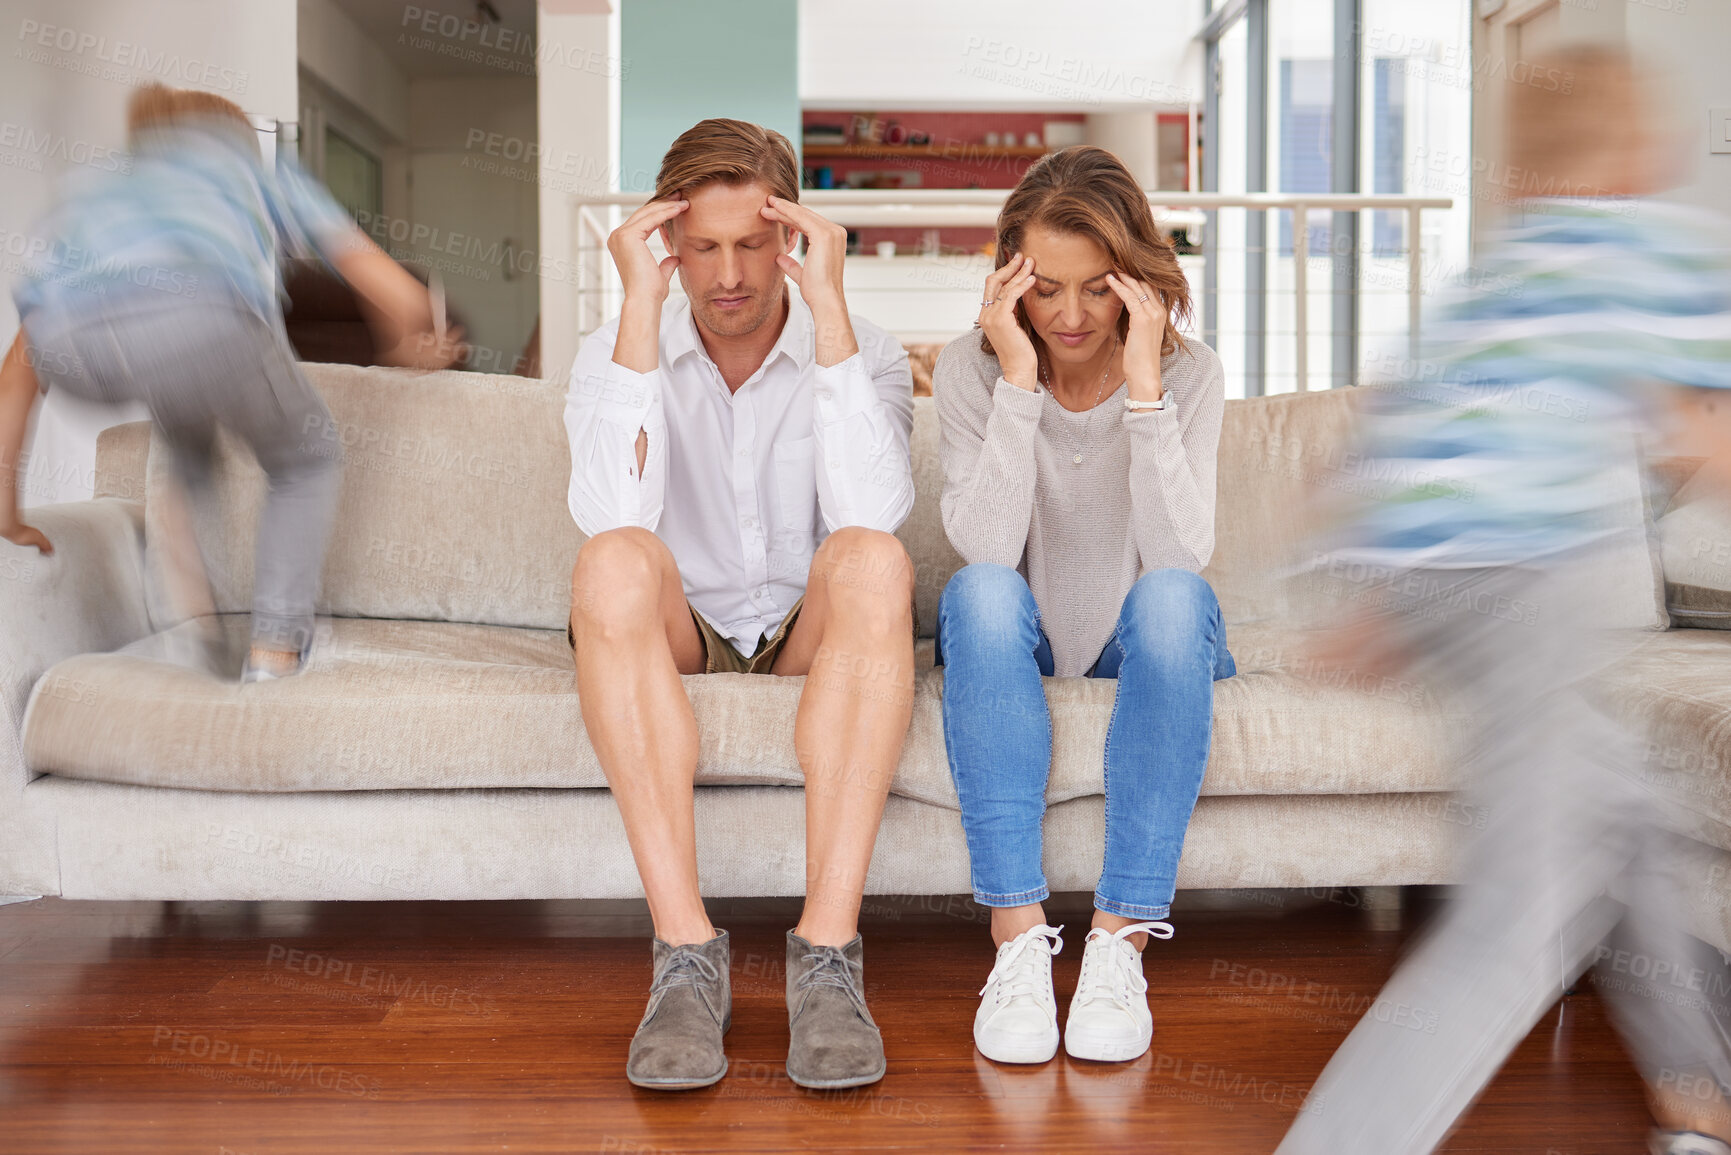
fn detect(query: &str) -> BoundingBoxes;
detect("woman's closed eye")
[1035,287,1113,299]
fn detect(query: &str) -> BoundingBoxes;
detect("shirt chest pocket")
[773,435,820,544]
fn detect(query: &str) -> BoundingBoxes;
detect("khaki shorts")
[567,597,804,675]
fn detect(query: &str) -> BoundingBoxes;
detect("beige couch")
[6,363,1731,954]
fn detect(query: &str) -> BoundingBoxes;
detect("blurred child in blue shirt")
[0,85,463,681]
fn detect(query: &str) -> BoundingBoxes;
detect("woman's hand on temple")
[1104,272,1168,403]
[978,253,1040,391]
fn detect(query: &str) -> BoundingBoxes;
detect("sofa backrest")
[142,364,583,632]
[114,363,1665,636]
[1204,387,1359,625]
[897,384,1366,629]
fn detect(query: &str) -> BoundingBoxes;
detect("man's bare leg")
[773,526,917,946]
[570,526,710,945]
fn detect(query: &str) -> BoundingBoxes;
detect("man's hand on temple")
[612,198,688,306]
[609,198,688,375]
[761,195,858,368]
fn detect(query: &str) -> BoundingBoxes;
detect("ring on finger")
[981,298,997,307]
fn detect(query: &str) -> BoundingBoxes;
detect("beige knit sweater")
[934,333,1226,676]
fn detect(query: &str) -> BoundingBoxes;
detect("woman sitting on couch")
[933,145,1232,1065]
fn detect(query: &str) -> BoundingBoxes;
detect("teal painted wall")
[620,0,800,192]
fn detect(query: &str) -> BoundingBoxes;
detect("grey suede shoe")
[784,931,886,1089]
[625,930,731,1090]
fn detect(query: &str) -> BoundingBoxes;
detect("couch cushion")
[1201,388,1360,624]
[899,397,964,637]
[1597,628,1731,844]
[22,617,1463,805]
[132,367,1665,637]
[899,385,1371,632]
[93,420,151,502]
[1657,468,1731,629]
[141,367,963,639]
[142,364,584,632]
[1200,388,1667,630]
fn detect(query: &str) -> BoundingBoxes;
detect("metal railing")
[571,190,1453,392]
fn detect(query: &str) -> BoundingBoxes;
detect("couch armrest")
[0,499,150,793]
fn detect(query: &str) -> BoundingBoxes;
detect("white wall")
[1086,111,1158,185]
[799,0,1205,111]
[1628,1,1731,218]
[296,0,411,221]
[402,75,540,373]
[296,0,409,143]
[2,0,298,507]
[536,1,620,376]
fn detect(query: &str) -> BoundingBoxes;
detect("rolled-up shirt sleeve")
[564,319,666,534]
[812,319,914,533]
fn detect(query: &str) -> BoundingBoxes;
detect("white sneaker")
[1063,920,1174,1062]
[974,924,1065,1064]
[1652,1131,1731,1155]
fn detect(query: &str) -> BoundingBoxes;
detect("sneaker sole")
[626,1058,729,1091]
[975,1027,1059,1065]
[1063,1025,1152,1063]
[785,1058,887,1090]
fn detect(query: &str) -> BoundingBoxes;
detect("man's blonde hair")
[653,118,799,204]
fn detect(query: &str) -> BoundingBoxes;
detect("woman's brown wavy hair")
[981,145,1191,360]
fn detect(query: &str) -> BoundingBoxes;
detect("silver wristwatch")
[1124,395,1166,412]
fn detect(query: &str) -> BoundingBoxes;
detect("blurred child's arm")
[272,157,466,371]
[1660,386,1731,491]
[328,233,467,370]
[0,333,51,554]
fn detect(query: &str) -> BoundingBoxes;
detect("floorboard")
[0,889,1655,1153]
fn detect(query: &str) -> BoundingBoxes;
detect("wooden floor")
[0,887,1653,1153]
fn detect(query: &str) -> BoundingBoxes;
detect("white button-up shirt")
[565,294,915,656]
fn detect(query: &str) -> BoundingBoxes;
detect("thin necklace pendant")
[1039,337,1118,472]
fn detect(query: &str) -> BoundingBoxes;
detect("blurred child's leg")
[39,293,343,672]
[153,422,222,625]
[222,316,341,666]
[1280,562,1731,1153]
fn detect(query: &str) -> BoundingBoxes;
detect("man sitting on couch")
[563,118,916,1091]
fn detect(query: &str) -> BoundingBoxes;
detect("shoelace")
[649,946,721,1003]
[978,924,1065,1002]
[797,948,870,1016]
[1073,920,1174,1010]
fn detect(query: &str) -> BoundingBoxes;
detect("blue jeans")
[935,563,1235,920]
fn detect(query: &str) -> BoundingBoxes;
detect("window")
[1371,57,1405,257]
[1202,0,1473,397]
[322,128,382,224]
[1278,58,1332,257]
